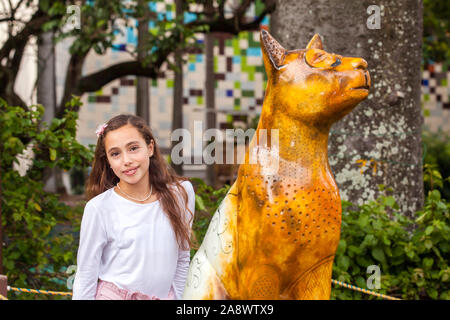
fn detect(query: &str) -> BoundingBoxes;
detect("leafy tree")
[0,97,92,297]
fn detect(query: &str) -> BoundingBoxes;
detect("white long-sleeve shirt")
[72,180,195,300]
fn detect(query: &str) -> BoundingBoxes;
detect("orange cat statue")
[183,30,371,300]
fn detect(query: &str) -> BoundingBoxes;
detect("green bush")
[422,129,450,200]
[332,185,449,300]
[190,178,230,258]
[0,98,93,299]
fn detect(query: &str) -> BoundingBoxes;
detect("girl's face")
[104,124,154,187]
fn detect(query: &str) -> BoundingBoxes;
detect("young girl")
[72,114,195,300]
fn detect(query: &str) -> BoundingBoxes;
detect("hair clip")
[95,123,108,137]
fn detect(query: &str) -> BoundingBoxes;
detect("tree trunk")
[37,31,66,194]
[171,0,184,175]
[271,0,424,217]
[205,32,217,187]
[136,0,150,125]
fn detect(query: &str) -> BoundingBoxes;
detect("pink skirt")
[95,279,176,300]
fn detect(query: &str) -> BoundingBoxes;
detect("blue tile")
[247,47,261,57]
[233,56,241,63]
[188,63,196,71]
[422,79,429,86]
[127,27,137,45]
[226,89,233,97]
[184,12,197,24]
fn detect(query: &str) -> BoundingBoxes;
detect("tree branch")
[186,0,275,35]
[0,9,49,60]
[57,51,89,117]
[78,61,159,93]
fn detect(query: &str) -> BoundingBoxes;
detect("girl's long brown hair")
[86,114,194,250]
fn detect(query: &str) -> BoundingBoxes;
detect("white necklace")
[116,183,153,202]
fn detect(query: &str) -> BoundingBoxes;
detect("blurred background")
[0,0,448,300]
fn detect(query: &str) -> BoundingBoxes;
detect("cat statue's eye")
[305,49,336,69]
[331,59,341,67]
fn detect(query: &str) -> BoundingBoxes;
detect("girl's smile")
[123,166,139,176]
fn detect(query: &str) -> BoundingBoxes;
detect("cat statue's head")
[260,29,371,126]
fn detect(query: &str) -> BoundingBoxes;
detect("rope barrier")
[2,280,401,300]
[331,279,401,300]
[8,286,72,297]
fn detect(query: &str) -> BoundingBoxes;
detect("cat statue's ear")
[306,34,323,50]
[260,29,286,74]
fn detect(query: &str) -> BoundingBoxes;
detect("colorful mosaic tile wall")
[421,62,450,132]
[61,1,449,153]
[71,1,269,150]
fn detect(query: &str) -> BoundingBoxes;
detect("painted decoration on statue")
[183,29,371,300]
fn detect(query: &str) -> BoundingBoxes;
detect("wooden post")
[0,274,7,298]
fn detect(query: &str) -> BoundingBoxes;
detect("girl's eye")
[130,146,139,151]
[331,58,341,67]
[111,152,119,157]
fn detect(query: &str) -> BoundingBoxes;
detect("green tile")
[423,93,429,101]
[248,32,258,48]
[234,81,240,89]
[214,56,218,72]
[232,38,240,55]
[227,115,233,122]
[234,98,240,109]
[167,79,174,88]
[197,96,203,105]
[88,95,95,103]
[441,78,447,86]
[256,65,265,73]
[95,89,102,96]
[241,55,247,71]
[242,90,254,97]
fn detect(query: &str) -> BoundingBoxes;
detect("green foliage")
[332,184,449,300]
[423,0,450,63]
[422,129,450,200]
[190,178,230,258]
[0,98,93,299]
